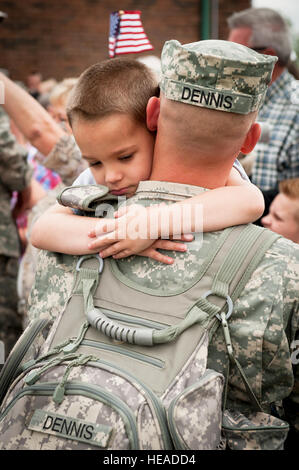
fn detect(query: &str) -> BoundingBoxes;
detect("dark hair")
[67,58,159,127]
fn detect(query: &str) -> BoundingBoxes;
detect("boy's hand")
[88,204,158,250]
[88,204,194,263]
[126,238,191,264]
[97,237,192,264]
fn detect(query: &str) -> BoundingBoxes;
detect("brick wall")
[0,0,250,82]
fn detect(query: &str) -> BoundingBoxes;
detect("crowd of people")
[0,7,298,450]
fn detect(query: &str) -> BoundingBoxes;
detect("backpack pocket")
[166,369,224,449]
[222,410,290,450]
[0,381,137,449]
[0,359,173,450]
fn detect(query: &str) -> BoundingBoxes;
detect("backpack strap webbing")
[198,224,280,411]
[214,224,280,302]
[195,224,280,329]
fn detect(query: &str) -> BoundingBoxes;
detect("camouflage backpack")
[0,185,289,450]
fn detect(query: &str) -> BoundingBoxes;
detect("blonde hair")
[49,78,78,108]
[66,58,159,126]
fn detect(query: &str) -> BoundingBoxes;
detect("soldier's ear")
[240,122,261,154]
[146,97,160,131]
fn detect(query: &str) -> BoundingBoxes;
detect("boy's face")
[72,114,154,198]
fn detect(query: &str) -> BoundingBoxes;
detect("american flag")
[109,10,154,58]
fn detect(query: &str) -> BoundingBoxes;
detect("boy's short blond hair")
[66,58,159,126]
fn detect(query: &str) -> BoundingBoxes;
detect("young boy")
[31,58,264,263]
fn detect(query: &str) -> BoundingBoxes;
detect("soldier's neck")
[150,136,234,190]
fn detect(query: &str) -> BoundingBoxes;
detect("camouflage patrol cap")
[160,39,277,114]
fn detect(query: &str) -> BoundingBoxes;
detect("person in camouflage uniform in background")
[0,70,86,325]
[18,133,86,326]
[0,105,34,361]
[0,14,84,359]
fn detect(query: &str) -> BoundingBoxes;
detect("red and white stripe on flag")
[109,10,154,58]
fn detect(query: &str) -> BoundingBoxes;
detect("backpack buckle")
[76,254,104,273]
[202,290,233,321]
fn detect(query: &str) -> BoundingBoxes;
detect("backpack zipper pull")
[62,321,90,354]
[24,353,79,385]
[23,338,76,372]
[52,354,93,404]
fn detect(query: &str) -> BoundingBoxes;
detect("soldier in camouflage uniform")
[18,132,86,326]
[28,40,299,448]
[0,70,86,324]
[153,40,299,447]
[0,106,34,361]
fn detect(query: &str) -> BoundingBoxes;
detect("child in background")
[31,58,264,263]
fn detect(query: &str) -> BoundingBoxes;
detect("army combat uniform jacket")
[0,106,33,359]
[0,107,32,258]
[28,180,299,445]
[17,132,86,326]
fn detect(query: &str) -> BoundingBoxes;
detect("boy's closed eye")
[89,161,102,167]
[119,154,133,161]
[273,212,283,222]
[83,156,102,167]
[84,155,133,167]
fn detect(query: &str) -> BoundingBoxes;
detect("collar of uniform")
[136,180,208,197]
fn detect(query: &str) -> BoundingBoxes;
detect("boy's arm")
[170,166,264,233]
[30,203,105,255]
[31,202,191,262]
[88,167,264,258]
[156,167,264,234]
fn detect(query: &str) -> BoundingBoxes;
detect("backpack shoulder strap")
[211,223,280,301]
[200,224,280,411]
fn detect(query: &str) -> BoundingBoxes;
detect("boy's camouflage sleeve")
[0,107,32,191]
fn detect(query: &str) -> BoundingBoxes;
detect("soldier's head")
[147,39,276,184]
[227,8,291,80]
[262,179,299,243]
